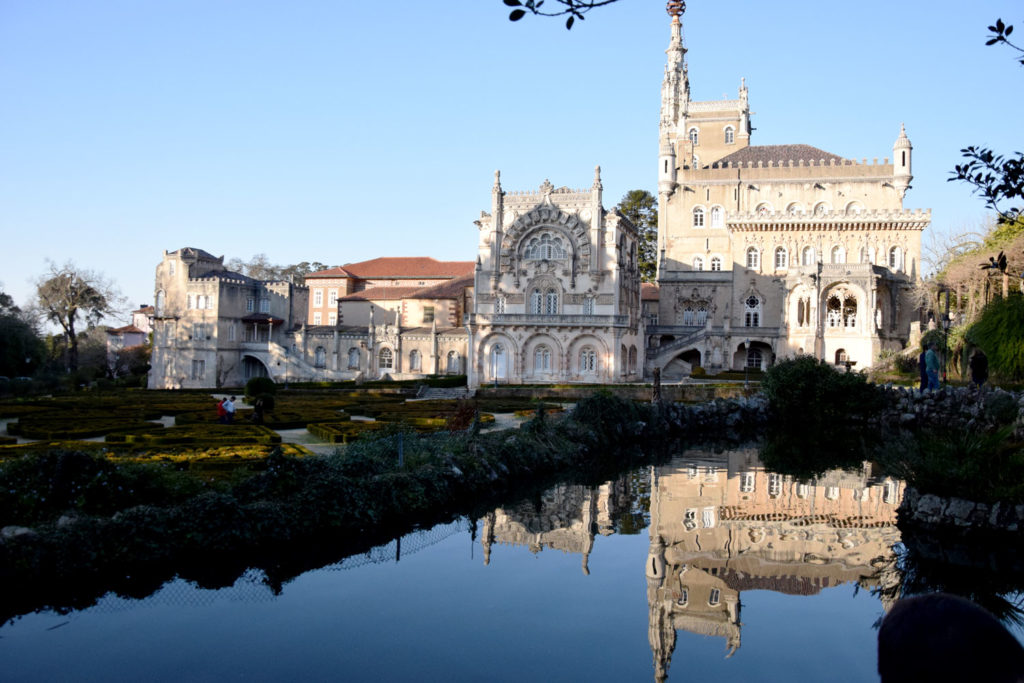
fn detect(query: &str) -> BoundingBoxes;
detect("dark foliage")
[245,376,277,398]
[760,355,883,427]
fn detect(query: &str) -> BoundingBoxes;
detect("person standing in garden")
[223,396,236,424]
[925,344,941,391]
[969,349,989,389]
[216,397,227,424]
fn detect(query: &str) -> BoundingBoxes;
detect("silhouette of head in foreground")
[879,593,1024,682]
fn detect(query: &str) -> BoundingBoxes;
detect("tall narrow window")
[328,289,338,305]
[889,246,903,271]
[544,289,558,315]
[347,348,360,369]
[802,247,815,266]
[494,295,506,314]
[688,127,699,145]
[746,247,760,270]
[774,247,788,269]
[328,313,337,326]
[422,306,435,323]
[693,256,704,271]
[534,345,551,372]
[583,296,594,315]
[530,289,542,314]
[744,296,761,327]
[313,312,322,325]
[446,350,460,373]
[693,207,705,227]
[579,347,597,373]
[710,206,723,228]
[378,347,393,370]
[314,346,327,368]
[710,257,722,271]
[410,349,422,371]
[313,289,323,307]
[831,246,845,264]
[724,126,735,144]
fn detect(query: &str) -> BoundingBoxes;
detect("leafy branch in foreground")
[502,0,622,30]
[950,19,1024,221]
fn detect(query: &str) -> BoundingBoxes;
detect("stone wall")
[899,487,1024,533]
[873,385,1024,437]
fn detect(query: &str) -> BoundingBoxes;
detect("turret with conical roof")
[893,123,913,200]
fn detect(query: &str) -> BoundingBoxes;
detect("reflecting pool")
[3,446,1022,682]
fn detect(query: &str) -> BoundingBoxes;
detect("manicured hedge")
[306,421,387,444]
[106,424,282,446]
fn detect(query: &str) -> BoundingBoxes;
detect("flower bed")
[106,424,282,446]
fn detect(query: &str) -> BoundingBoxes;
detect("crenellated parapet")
[727,208,931,231]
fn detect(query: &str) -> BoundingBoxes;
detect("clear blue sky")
[2,1,1021,319]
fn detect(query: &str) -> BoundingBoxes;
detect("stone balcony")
[466,313,629,327]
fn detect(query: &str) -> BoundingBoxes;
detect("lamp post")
[284,346,290,390]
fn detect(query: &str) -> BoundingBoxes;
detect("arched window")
[494,295,506,314]
[629,346,638,373]
[786,203,803,215]
[867,246,876,264]
[746,247,760,270]
[844,295,857,328]
[688,127,699,145]
[314,346,327,369]
[693,256,704,271]
[378,347,393,370]
[836,349,848,364]
[710,206,723,228]
[710,256,722,271]
[534,345,551,373]
[814,202,830,215]
[523,233,568,260]
[544,289,558,315]
[755,203,772,215]
[583,296,595,315]
[827,295,842,328]
[579,347,597,374]
[409,349,422,371]
[889,246,903,271]
[802,246,816,266]
[744,295,761,327]
[155,290,165,316]
[724,126,735,144]
[774,247,788,269]
[530,289,543,314]
[491,344,507,380]
[746,347,763,369]
[831,245,845,264]
[446,350,460,374]
[768,473,782,498]
[693,207,705,227]
[846,202,864,215]
[347,347,360,369]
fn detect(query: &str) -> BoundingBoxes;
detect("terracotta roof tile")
[338,286,424,302]
[106,325,147,335]
[335,257,474,280]
[641,283,660,300]
[712,144,844,168]
[406,275,474,300]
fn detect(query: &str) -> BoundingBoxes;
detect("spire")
[493,169,502,194]
[660,2,688,137]
[592,164,602,191]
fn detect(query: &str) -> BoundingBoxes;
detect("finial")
[493,169,501,190]
[666,1,685,20]
[593,165,603,190]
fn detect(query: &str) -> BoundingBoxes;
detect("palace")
[148,5,928,389]
[646,5,928,379]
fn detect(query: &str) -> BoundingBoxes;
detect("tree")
[226,254,330,286]
[35,262,122,372]
[951,20,1024,222]
[616,190,658,282]
[0,289,44,377]
[502,0,624,30]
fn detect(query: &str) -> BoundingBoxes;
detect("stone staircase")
[413,386,473,401]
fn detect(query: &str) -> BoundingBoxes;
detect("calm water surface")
[3,446,1022,682]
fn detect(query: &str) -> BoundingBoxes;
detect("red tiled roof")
[339,286,424,302]
[338,257,474,280]
[106,325,147,335]
[406,274,474,300]
[641,283,660,300]
[133,306,155,314]
[305,266,354,279]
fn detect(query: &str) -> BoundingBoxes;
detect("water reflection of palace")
[480,480,629,574]
[646,450,904,682]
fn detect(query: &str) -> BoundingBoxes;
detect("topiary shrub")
[690,366,706,378]
[245,376,277,398]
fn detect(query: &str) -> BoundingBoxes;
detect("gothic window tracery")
[378,347,393,370]
[534,345,552,372]
[530,289,543,314]
[693,206,705,227]
[523,233,568,260]
[583,296,594,315]
[544,289,558,315]
[495,295,506,314]
[579,347,597,373]
[744,295,761,327]
[710,256,722,271]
